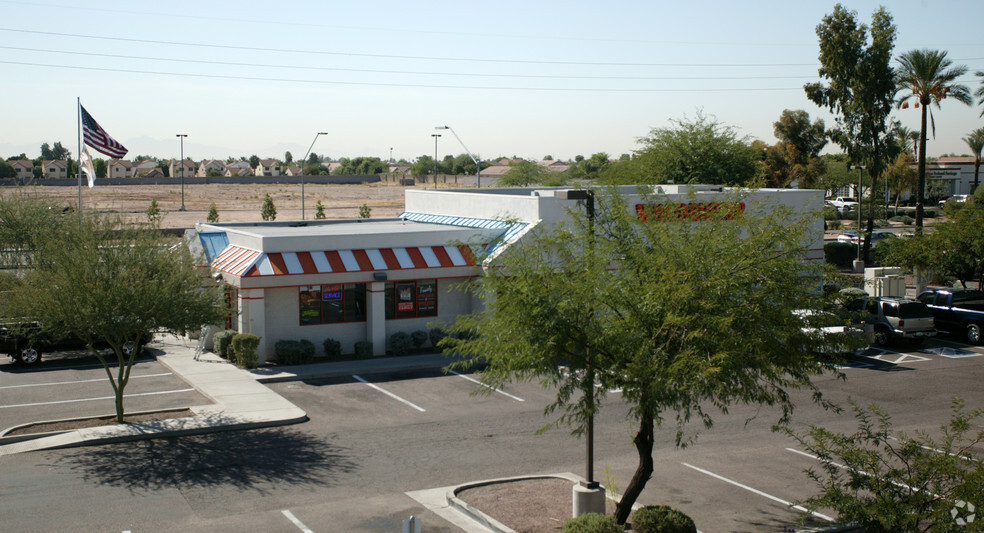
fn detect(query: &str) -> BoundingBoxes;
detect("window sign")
[299,283,366,325]
[417,280,437,317]
[299,286,322,325]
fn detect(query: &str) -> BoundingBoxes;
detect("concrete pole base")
[572,483,606,517]
[853,259,865,273]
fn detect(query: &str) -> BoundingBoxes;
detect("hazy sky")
[2,0,982,164]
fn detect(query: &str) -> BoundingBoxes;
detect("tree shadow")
[50,427,357,494]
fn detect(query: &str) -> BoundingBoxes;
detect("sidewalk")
[0,336,458,456]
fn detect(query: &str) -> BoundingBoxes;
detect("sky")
[2,0,983,165]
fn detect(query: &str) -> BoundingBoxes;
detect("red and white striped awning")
[213,245,476,277]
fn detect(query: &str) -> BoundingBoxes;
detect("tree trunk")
[614,411,655,525]
[915,101,929,231]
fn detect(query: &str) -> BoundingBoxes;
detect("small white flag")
[80,147,97,188]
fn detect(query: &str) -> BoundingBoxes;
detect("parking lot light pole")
[431,134,441,189]
[301,132,327,220]
[176,134,187,211]
[435,125,481,188]
[850,165,866,269]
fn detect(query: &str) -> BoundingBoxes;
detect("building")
[198,185,823,364]
[9,159,33,181]
[925,157,981,197]
[41,160,67,179]
[254,159,282,177]
[197,159,226,177]
[169,159,195,180]
[108,160,134,179]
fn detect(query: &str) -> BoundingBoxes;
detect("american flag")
[80,105,128,159]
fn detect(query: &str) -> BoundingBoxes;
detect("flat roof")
[199,218,479,239]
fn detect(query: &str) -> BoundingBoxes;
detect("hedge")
[631,505,697,533]
[274,339,315,365]
[824,242,857,268]
[323,337,342,361]
[389,331,411,356]
[213,329,237,360]
[562,513,620,533]
[231,333,261,369]
[354,340,373,359]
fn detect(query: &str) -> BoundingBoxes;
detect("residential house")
[538,159,570,173]
[41,160,68,179]
[197,159,226,177]
[169,159,196,179]
[9,159,33,181]
[108,159,134,179]
[284,165,302,176]
[225,160,252,177]
[254,159,282,177]
[132,160,159,178]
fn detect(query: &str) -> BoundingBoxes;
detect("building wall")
[258,277,473,360]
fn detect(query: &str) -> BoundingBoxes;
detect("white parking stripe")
[786,447,933,496]
[0,372,173,390]
[8,357,155,373]
[281,510,315,533]
[0,388,195,409]
[352,375,426,412]
[450,370,525,402]
[681,462,834,522]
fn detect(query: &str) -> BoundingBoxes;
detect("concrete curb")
[446,473,584,533]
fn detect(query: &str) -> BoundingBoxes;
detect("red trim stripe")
[457,245,476,266]
[325,251,345,272]
[432,246,454,267]
[406,247,427,269]
[352,250,374,271]
[268,253,288,275]
[379,248,402,269]
[297,252,317,274]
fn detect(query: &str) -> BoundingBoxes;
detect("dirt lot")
[0,182,411,229]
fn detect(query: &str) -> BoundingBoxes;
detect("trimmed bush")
[428,328,446,351]
[562,513,620,533]
[389,331,412,356]
[827,219,842,230]
[354,340,373,359]
[213,329,237,360]
[323,337,342,360]
[274,339,315,365]
[823,206,840,220]
[231,333,261,369]
[411,330,429,350]
[631,505,697,533]
[824,242,857,268]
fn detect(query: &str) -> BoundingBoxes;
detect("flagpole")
[77,97,82,211]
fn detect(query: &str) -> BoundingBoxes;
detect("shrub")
[823,206,840,220]
[631,505,697,533]
[213,329,237,360]
[231,333,261,369]
[411,330,429,350]
[274,339,315,365]
[322,337,342,360]
[562,513,620,533]
[354,340,373,359]
[889,215,914,225]
[428,328,446,351]
[389,331,412,356]
[902,207,917,217]
[824,242,857,268]
[826,219,842,230]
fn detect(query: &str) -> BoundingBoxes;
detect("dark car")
[0,321,145,366]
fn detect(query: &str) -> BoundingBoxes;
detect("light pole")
[431,134,441,189]
[435,125,481,188]
[300,132,327,220]
[850,165,866,268]
[176,134,187,211]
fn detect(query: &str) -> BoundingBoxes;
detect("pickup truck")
[827,197,859,210]
[0,320,145,366]
[916,288,984,344]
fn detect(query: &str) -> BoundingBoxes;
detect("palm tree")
[895,49,972,229]
[975,71,984,117]
[893,125,919,162]
[965,127,984,195]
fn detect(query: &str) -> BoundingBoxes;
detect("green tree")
[93,158,107,179]
[146,199,162,225]
[774,109,827,160]
[359,203,371,219]
[499,159,550,187]
[249,155,260,170]
[880,202,984,287]
[806,4,897,261]
[896,49,971,229]
[785,399,984,533]
[3,200,222,422]
[633,111,758,186]
[156,160,170,177]
[963,127,984,194]
[410,155,436,177]
[567,153,611,181]
[444,188,838,525]
[883,152,917,209]
[207,202,219,223]
[0,160,14,179]
[314,200,326,220]
[336,157,386,175]
[284,151,293,165]
[261,193,277,221]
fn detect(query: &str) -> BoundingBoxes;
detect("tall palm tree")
[895,49,972,229]
[965,127,984,195]
[975,71,984,117]
[893,124,919,162]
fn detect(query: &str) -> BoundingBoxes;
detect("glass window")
[344,284,366,322]
[417,280,438,317]
[322,284,344,323]
[299,286,322,325]
[383,279,439,320]
[385,282,395,319]
[395,282,417,319]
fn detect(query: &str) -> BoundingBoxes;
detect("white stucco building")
[197,185,823,364]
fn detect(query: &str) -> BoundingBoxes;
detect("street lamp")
[300,132,328,220]
[850,165,866,268]
[431,134,441,189]
[176,134,187,211]
[435,125,481,188]
[555,188,598,489]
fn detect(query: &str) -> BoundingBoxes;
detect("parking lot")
[264,333,984,532]
[0,348,211,435]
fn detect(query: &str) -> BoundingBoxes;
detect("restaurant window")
[384,279,438,319]
[299,283,366,324]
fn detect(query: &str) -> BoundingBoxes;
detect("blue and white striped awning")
[398,212,528,252]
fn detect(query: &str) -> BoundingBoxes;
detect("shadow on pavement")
[50,427,356,494]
